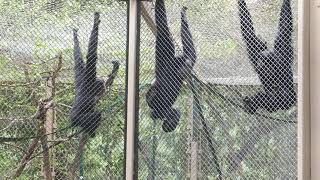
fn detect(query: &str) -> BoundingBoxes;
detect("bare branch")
[12,137,40,178]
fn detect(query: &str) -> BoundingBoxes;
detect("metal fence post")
[310,0,320,179]
[297,0,310,178]
[125,0,141,179]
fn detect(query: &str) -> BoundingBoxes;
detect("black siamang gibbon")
[70,12,119,137]
[238,0,296,114]
[146,0,197,132]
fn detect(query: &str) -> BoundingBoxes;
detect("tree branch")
[11,99,53,178]
[40,126,53,180]
[12,136,40,178]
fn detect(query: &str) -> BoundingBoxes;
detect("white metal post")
[297,0,310,179]
[126,0,140,179]
[310,1,320,179]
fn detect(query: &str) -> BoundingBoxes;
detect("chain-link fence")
[0,1,127,179]
[138,0,298,179]
[0,0,299,179]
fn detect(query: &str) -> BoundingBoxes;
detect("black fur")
[70,12,103,137]
[238,0,296,114]
[146,0,196,132]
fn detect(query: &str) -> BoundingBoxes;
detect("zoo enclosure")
[0,0,315,179]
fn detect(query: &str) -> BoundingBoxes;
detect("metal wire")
[0,1,127,179]
[0,0,298,179]
[138,0,297,179]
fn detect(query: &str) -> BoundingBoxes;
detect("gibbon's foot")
[162,109,180,132]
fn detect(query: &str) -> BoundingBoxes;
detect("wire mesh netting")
[138,0,298,179]
[0,1,127,179]
[0,0,299,179]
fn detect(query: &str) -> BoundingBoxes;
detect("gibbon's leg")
[71,29,85,128]
[85,12,100,84]
[238,0,267,60]
[272,0,296,111]
[274,0,293,56]
[73,29,84,94]
[155,0,175,64]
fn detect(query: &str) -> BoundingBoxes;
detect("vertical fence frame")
[125,0,141,179]
[298,0,310,179]
[310,0,320,179]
